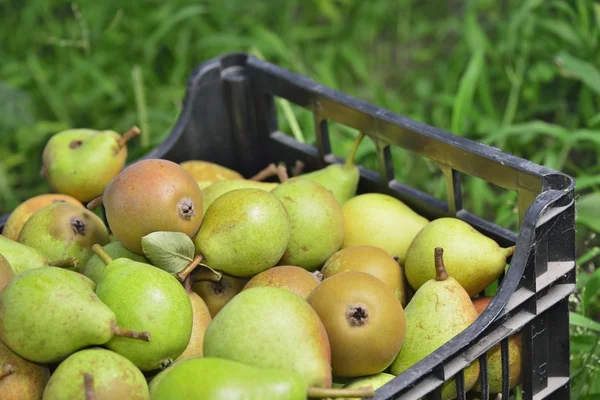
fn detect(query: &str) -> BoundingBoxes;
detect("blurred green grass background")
[2,0,600,396]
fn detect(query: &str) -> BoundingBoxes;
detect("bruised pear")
[102,159,204,254]
[307,271,406,378]
[17,202,109,267]
[242,266,322,299]
[192,274,248,318]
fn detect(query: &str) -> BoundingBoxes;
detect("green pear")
[17,202,109,268]
[272,179,344,271]
[341,193,429,263]
[297,132,365,204]
[93,246,193,371]
[203,286,333,388]
[0,235,78,273]
[83,241,149,284]
[148,357,373,400]
[42,348,149,400]
[0,267,149,364]
[193,188,290,278]
[201,179,278,214]
[390,248,480,400]
[343,373,395,400]
[0,339,50,400]
[0,254,15,291]
[41,127,139,202]
[404,217,515,297]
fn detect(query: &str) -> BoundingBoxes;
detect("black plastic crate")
[0,52,576,400]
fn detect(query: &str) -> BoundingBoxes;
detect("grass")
[1,0,600,397]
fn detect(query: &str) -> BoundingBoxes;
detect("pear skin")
[405,218,514,297]
[192,274,248,318]
[180,160,243,189]
[1,194,83,240]
[83,241,149,284]
[203,286,333,388]
[0,339,50,400]
[175,290,212,361]
[343,373,395,400]
[0,235,76,274]
[390,248,480,400]
[201,179,278,214]
[0,254,15,292]
[242,265,322,299]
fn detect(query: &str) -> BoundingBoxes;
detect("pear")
[179,160,243,189]
[404,217,515,297]
[42,127,139,202]
[272,179,344,271]
[1,193,83,240]
[0,254,15,291]
[17,202,109,267]
[175,282,212,361]
[322,245,407,305]
[343,373,395,400]
[472,296,522,394]
[307,271,407,378]
[0,266,149,364]
[341,193,429,263]
[201,179,278,214]
[93,246,193,371]
[0,339,50,400]
[192,273,248,317]
[297,132,365,205]
[242,265,322,298]
[193,188,290,278]
[83,241,149,284]
[0,232,79,273]
[203,286,333,388]
[390,248,480,399]
[42,348,149,400]
[99,158,204,254]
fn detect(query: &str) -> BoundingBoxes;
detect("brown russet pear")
[1,194,83,240]
[404,217,515,297]
[203,286,333,388]
[390,248,480,399]
[307,271,406,378]
[0,339,50,400]
[341,193,429,263]
[242,265,322,298]
[176,283,212,361]
[180,160,243,189]
[192,273,248,318]
[472,296,522,394]
[100,158,204,254]
[322,245,407,306]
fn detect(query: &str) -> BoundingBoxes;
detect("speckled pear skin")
[242,265,321,299]
[96,260,193,371]
[405,217,513,297]
[203,286,332,388]
[0,267,117,364]
[200,179,277,214]
[0,339,50,400]
[194,188,291,278]
[0,235,49,274]
[42,348,149,400]
[83,241,149,284]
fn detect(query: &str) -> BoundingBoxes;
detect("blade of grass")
[131,65,150,148]
[451,49,484,135]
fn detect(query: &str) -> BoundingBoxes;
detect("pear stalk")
[86,196,104,211]
[249,163,279,182]
[118,126,141,149]
[0,364,15,380]
[307,385,375,398]
[91,244,113,265]
[112,325,151,342]
[48,257,79,269]
[276,165,289,182]
[84,373,96,400]
[176,254,204,282]
[189,264,223,284]
[344,132,366,168]
[434,247,449,281]
[506,245,516,257]
[293,160,305,176]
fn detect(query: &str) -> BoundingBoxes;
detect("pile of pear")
[0,128,522,400]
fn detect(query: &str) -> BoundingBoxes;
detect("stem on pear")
[84,373,96,400]
[86,196,104,211]
[276,164,289,182]
[91,244,113,265]
[434,247,449,281]
[118,126,141,149]
[344,131,366,168]
[189,264,223,284]
[113,325,151,342]
[177,254,204,282]
[249,163,279,181]
[48,257,79,269]
[292,160,305,176]
[307,385,375,398]
[0,364,14,380]
[505,245,516,258]
[183,274,193,293]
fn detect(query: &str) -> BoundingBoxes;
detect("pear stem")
[86,196,104,211]
[189,264,223,284]
[276,164,289,182]
[434,247,449,281]
[113,325,151,342]
[307,385,375,398]
[292,160,305,176]
[118,126,141,149]
[183,274,193,293]
[176,254,204,282]
[249,163,279,181]
[91,244,113,265]
[505,245,516,257]
[48,257,79,269]
[0,364,14,380]
[84,373,96,400]
[344,131,366,168]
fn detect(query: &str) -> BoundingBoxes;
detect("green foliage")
[2,0,600,397]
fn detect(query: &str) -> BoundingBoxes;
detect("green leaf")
[141,231,195,276]
[451,49,485,135]
[583,268,600,317]
[555,51,600,95]
[570,312,600,331]
[577,192,600,232]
